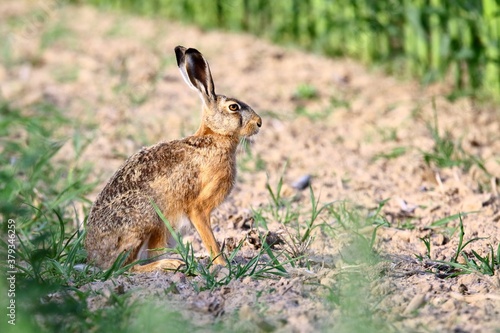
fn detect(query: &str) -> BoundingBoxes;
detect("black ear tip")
[174,45,186,54]
[175,46,186,66]
[185,47,202,56]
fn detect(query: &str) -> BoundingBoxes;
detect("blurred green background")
[72,0,500,100]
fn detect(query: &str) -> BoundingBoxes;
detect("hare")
[85,46,262,272]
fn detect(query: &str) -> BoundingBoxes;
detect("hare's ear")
[175,46,216,103]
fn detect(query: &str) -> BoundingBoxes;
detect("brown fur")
[84,47,262,271]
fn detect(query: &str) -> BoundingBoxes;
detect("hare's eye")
[228,103,239,112]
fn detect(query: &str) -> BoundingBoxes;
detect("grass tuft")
[417,212,500,277]
[422,104,488,174]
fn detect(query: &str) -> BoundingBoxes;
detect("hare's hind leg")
[131,258,184,273]
[131,225,184,273]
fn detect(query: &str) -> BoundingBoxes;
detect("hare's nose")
[256,116,262,128]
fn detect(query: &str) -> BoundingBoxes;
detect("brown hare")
[85,46,262,272]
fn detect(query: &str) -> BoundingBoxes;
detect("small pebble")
[291,174,311,190]
[403,294,426,314]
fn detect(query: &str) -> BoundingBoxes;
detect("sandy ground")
[1,2,500,332]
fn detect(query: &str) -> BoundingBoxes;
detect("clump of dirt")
[1,2,499,332]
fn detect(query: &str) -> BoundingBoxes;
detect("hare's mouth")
[240,123,260,138]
